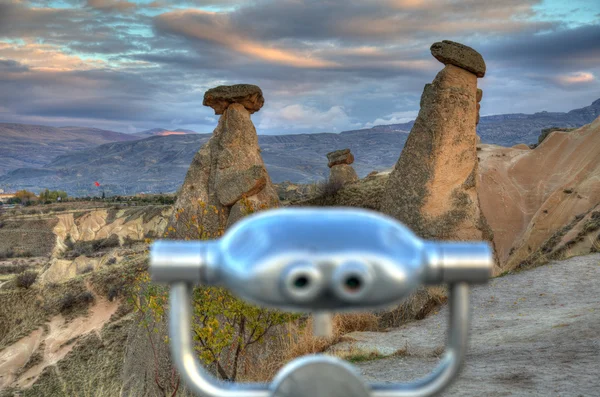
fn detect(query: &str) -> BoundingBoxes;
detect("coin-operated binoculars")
[150,208,492,397]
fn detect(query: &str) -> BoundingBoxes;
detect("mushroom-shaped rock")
[327,148,354,168]
[203,84,265,115]
[430,40,486,77]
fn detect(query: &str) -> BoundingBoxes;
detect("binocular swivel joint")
[150,208,493,397]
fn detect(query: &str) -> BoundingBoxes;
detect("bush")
[15,270,38,289]
[318,179,344,197]
[59,291,95,313]
[63,234,122,258]
[78,264,95,274]
[0,248,15,260]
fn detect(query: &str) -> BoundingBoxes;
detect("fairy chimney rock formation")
[327,149,358,185]
[380,41,493,247]
[169,84,278,236]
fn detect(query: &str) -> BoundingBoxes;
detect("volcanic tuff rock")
[430,40,486,77]
[326,148,358,185]
[478,116,600,270]
[381,42,494,266]
[327,148,354,167]
[203,84,265,115]
[170,87,278,236]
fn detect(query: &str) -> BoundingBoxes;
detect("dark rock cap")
[430,40,486,78]
[327,148,354,168]
[203,84,264,115]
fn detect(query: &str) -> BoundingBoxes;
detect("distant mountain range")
[0,123,199,175]
[0,124,138,175]
[0,99,599,196]
[343,98,600,146]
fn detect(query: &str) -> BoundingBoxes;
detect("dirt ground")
[336,254,600,396]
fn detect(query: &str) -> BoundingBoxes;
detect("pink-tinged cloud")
[555,72,595,85]
[155,10,338,68]
[0,41,106,72]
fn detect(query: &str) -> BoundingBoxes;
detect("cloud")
[554,71,596,86]
[258,104,361,132]
[483,24,600,72]
[363,111,419,128]
[0,42,105,71]
[0,0,599,136]
[154,10,338,68]
[86,0,136,12]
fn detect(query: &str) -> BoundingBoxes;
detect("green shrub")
[15,270,38,289]
[59,291,95,313]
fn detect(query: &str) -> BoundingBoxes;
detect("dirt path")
[335,254,600,396]
[0,297,119,390]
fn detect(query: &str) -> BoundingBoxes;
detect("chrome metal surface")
[150,241,203,284]
[271,355,370,397]
[151,207,494,397]
[423,242,492,284]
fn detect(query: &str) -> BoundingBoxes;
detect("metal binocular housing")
[150,208,493,397]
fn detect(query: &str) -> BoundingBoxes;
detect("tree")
[14,190,37,205]
[38,189,68,202]
[137,196,293,382]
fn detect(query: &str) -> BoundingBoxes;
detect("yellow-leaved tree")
[134,195,295,385]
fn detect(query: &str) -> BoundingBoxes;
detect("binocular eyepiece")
[282,259,374,303]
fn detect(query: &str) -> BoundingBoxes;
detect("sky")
[0,0,599,135]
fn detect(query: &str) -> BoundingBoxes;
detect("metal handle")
[167,282,470,397]
[151,208,491,397]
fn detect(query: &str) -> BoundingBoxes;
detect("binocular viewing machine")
[150,208,493,397]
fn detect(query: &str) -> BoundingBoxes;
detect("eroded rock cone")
[169,87,278,238]
[327,149,358,185]
[380,41,492,244]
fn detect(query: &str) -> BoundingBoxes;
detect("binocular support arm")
[167,281,470,397]
[370,283,469,397]
[169,282,271,397]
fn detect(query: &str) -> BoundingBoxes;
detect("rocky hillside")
[478,115,600,271]
[0,203,175,395]
[0,123,139,175]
